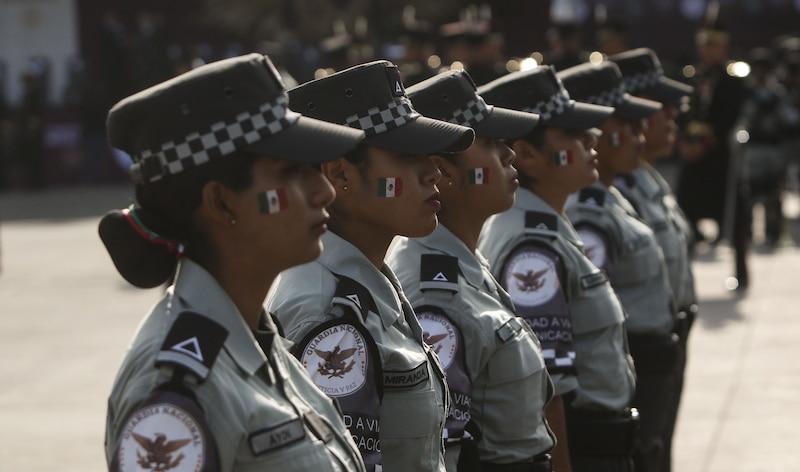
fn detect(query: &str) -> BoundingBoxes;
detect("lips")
[311,214,330,234]
[426,191,442,211]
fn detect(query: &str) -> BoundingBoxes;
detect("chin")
[404,218,438,238]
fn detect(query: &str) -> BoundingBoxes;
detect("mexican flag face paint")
[258,188,288,214]
[467,167,489,184]
[553,150,573,166]
[377,177,403,197]
[608,132,621,146]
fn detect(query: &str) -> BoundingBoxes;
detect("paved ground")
[1,184,799,471]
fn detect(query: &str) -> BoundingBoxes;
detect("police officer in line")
[557,62,678,472]
[609,47,699,472]
[478,65,639,472]
[388,70,556,472]
[100,53,368,471]
[266,60,475,472]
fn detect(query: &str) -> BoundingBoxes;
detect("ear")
[510,139,543,178]
[429,155,459,187]
[320,158,350,191]
[200,180,237,227]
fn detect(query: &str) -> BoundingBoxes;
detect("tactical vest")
[567,186,675,336]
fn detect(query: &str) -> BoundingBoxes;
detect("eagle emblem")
[423,332,449,354]
[315,345,357,378]
[512,268,548,292]
[133,432,191,471]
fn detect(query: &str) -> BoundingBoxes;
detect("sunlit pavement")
[1,185,799,471]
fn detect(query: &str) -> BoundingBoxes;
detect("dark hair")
[98,152,257,288]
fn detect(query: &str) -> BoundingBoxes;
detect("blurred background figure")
[16,58,48,190]
[595,17,630,57]
[541,22,591,71]
[677,18,749,290]
[397,6,437,86]
[736,46,793,250]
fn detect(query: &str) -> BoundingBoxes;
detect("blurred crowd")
[1,5,800,258]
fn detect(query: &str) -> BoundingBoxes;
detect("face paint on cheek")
[257,188,288,214]
[467,167,489,184]
[553,150,574,166]
[608,132,621,146]
[377,177,403,197]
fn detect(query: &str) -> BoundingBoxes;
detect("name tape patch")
[384,361,429,389]
[249,418,306,456]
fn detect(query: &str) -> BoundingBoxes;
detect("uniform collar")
[417,224,486,289]
[172,258,271,378]
[317,232,403,329]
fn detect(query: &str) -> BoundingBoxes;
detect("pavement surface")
[1,183,799,471]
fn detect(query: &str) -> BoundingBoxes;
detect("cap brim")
[613,94,662,120]
[548,102,615,129]
[245,115,364,164]
[647,77,694,103]
[473,106,540,140]
[364,116,475,155]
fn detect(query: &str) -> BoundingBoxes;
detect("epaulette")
[420,254,459,293]
[524,211,559,233]
[578,187,606,207]
[155,311,228,382]
[331,274,378,321]
[613,173,636,194]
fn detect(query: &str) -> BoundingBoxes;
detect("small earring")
[342,185,349,191]
[230,218,237,226]
[447,181,453,187]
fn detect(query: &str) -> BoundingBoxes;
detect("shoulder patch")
[575,224,608,270]
[578,187,606,207]
[331,274,377,321]
[297,320,372,398]
[416,308,460,370]
[111,389,217,472]
[502,244,561,307]
[524,211,559,232]
[614,173,636,194]
[155,312,228,382]
[420,254,459,293]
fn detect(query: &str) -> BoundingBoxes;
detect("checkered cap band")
[448,97,493,127]
[585,83,626,107]
[344,97,420,136]
[522,90,574,121]
[134,96,299,184]
[622,70,661,94]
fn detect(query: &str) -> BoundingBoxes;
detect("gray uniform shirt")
[266,232,448,472]
[615,165,696,309]
[565,182,675,335]
[388,225,555,469]
[105,259,365,472]
[478,188,635,412]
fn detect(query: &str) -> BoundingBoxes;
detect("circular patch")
[417,311,459,370]
[116,401,206,472]
[300,323,369,397]
[577,227,608,269]
[503,248,560,307]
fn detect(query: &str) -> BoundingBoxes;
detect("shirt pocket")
[487,322,546,385]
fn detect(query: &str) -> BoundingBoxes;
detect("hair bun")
[98,210,178,289]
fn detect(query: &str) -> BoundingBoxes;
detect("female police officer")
[100,53,367,471]
[477,65,639,472]
[265,60,474,472]
[387,70,556,472]
[558,62,678,472]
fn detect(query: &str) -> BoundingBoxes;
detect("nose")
[310,168,336,208]
[584,131,599,150]
[423,156,442,185]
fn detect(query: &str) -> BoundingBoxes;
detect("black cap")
[609,48,694,103]
[107,53,365,185]
[558,61,662,120]
[477,65,613,129]
[406,70,539,140]
[289,60,474,155]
